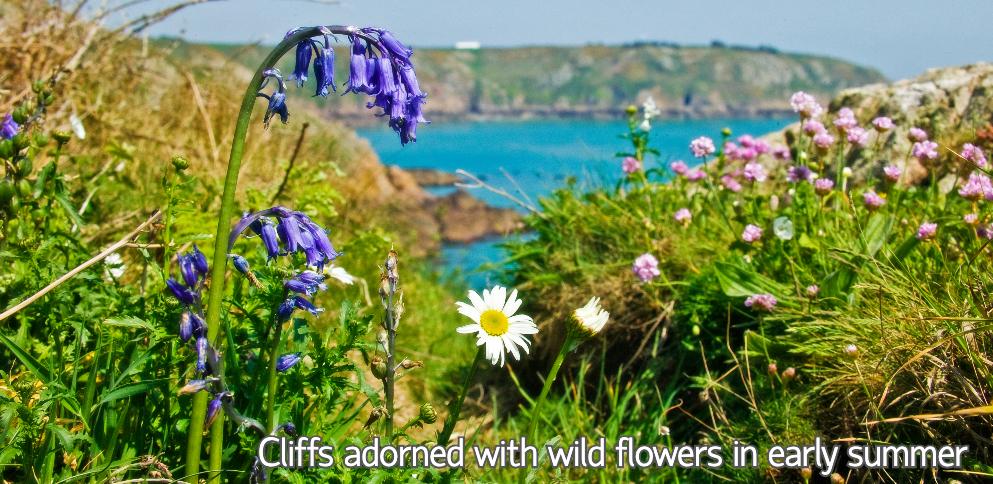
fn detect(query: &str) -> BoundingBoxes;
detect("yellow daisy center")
[479,309,509,336]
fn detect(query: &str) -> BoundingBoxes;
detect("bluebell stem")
[275,353,302,372]
[1,114,20,140]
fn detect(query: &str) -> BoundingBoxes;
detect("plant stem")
[265,315,284,433]
[437,348,483,446]
[527,335,572,443]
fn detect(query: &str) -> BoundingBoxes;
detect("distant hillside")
[194,41,885,121]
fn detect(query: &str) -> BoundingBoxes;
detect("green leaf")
[0,332,53,382]
[103,316,155,332]
[54,193,85,228]
[713,260,788,299]
[93,380,167,411]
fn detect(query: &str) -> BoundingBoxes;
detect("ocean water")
[357,118,790,288]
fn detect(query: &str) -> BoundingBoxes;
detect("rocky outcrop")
[770,63,993,184]
[426,190,524,243]
[404,169,461,186]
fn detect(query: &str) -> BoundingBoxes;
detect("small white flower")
[572,297,609,336]
[70,114,86,140]
[773,216,794,240]
[322,264,355,285]
[842,167,853,178]
[638,118,651,132]
[455,286,537,366]
[642,96,660,120]
[104,252,125,279]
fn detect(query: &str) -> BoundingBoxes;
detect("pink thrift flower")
[813,177,834,195]
[738,147,758,161]
[863,190,886,210]
[772,145,792,160]
[833,108,858,132]
[622,156,641,174]
[802,119,826,135]
[690,136,716,158]
[685,169,706,182]
[790,91,824,119]
[743,162,767,183]
[806,285,819,298]
[964,213,979,225]
[632,253,661,282]
[742,224,763,243]
[916,222,937,240]
[912,140,939,161]
[882,165,902,182]
[846,127,869,147]
[737,134,757,148]
[872,116,894,132]
[961,143,988,168]
[674,208,692,224]
[813,132,836,150]
[957,172,993,200]
[669,160,689,175]
[908,127,928,142]
[721,175,742,192]
[979,225,993,240]
[744,293,777,312]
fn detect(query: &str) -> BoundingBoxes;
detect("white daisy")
[571,297,609,336]
[455,285,537,367]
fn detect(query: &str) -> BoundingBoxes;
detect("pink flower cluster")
[961,143,988,168]
[958,172,993,200]
[744,293,777,312]
[690,136,716,158]
[833,107,858,132]
[882,165,901,182]
[871,116,894,132]
[912,140,939,161]
[741,224,763,243]
[721,175,742,192]
[670,160,688,175]
[622,156,641,174]
[743,162,767,183]
[916,222,937,240]
[908,127,928,142]
[813,177,834,195]
[787,165,814,183]
[674,208,692,223]
[789,91,824,119]
[863,190,886,210]
[813,132,836,150]
[846,127,869,147]
[803,119,826,136]
[632,253,661,282]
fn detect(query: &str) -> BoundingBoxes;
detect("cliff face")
[207,42,885,121]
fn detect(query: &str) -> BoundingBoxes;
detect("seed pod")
[370,355,388,380]
[171,155,190,171]
[363,406,385,429]
[400,359,423,370]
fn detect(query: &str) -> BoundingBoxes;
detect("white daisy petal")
[503,289,522,316]
[456,323,481,334]
[491,286,507,311]
[455,302,481,322]
[468,290,486,312]
[503,334,520,361]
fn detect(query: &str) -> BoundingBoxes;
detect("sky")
[128,0,993,80]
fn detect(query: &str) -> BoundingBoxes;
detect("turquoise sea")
[358,118,790,287]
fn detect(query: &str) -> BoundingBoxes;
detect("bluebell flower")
[292,295,323,315]
[257,69,289,127]
[278,422,297,435]
[179,254,199,288]
[230,254,251,275]
[344,40,372,94]
[374,57,398,96]
[285,270,327,295]
[291,40,313,87]
[177,378,212,396]
[398,63,424,98]
[179,311,194,342]
[277,214,305,253]
[191,244,209,275]
[257,219,281,259]
[364,28,413,62]
[1,114,19,140]
[195,336,209,373]
[277,298,297,322]
[229,206,341,268]
[205,391,229,429]
[312,37,336,97]
[167,278,196,305]
[276,353,302,372]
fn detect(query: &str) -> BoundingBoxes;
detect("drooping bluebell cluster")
[167,246,210,370]
[256,26,427,145]
[285,270,327,295]
[229,206,341,269]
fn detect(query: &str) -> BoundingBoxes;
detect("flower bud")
[400,359,423,370]
[844,344,858,357]
[782,367,796,382]
[800,467,812,480]
[419,403,438,424]
[371,355,388,380]
[721,127,732,137]
[53,130,72,145]
[625,105,638,116]
[171,155,190,171]
[767,363,778,376]
[830,472,845,484]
